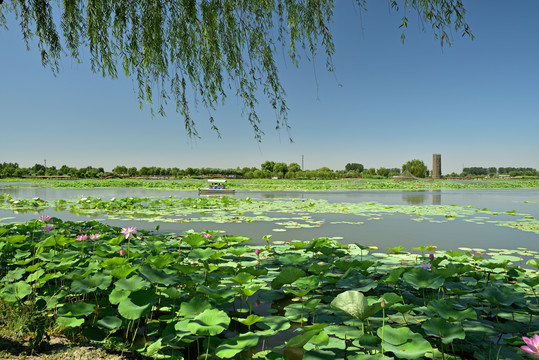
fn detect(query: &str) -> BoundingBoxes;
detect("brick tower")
[432,154,441,179]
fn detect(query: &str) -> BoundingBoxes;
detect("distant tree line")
[1,161,537,180]
[461,167,538,177]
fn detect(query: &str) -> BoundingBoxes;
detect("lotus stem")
[381,307,385,356]
[205,336,211,360]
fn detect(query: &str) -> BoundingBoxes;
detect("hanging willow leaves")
[0,1,472,139]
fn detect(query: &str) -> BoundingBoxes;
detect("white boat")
[198,179,235,195]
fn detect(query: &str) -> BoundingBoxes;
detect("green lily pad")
[56,316,85,329]
[402,268,445,290]
[330,290,381,321]
[215,332,260,358]
[421,317,466,344]
[0,280,32,303]
[427,300,477,322]
[58,301,95,317]
[118,290,157,320]
[270,267,306,290]
[377,325,432,359]
[96,316,123,331]
[187,308,230,336]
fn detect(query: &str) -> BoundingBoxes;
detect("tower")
[432,154,441,179]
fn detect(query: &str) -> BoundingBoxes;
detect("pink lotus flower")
[38,215,51,222]
[429,253,434,261]
[203,233,211,238]
[121,227,137,239]
[43,224,54,232]
[76,234,88,241]
[255,248,260,256]
[381,299,386,308]
[521,334,539,357]
[89,233,101,240]
[119,249,126,256]
[420,263,432,270]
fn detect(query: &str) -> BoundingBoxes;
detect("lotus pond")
[3,218,539,359]
[1,183,539,359]
[0,187,538,252]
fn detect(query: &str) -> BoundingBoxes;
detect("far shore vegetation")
[1,161,538,182]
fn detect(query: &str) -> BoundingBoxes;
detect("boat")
[198,179,236,195]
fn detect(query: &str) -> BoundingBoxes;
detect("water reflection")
[432,190,441,205]
[402,192,427,205]
[401,191,442,205]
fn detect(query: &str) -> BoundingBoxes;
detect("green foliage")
[402,159,429,178]
[1,1,473,138]
[1,217,538,359]
[345,163,364,173]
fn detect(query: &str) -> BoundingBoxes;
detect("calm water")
[1,184,538,251]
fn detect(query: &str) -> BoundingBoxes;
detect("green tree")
[273,162,288,178]
[0,1,472,139]
[345,163,364,173]
[261,161,275,173]
[112,165,128,175]
[377,167,389,177]
[288,162,301,173]
[402,159,428,178]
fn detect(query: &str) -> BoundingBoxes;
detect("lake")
[1,184,538,252]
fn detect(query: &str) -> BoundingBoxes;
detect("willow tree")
[0,1,472,139]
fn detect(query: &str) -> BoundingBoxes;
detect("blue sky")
[1,0,538,174]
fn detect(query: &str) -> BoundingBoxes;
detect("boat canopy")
[208,179,226,183]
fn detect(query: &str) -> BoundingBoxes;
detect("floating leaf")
[402,268,445,290]
[187,308,230,336]
[215,332,259,358]
[377,325,432,359]
[421,317,466,344]
[330,290,381,321]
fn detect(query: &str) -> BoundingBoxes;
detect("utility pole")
[44,159,46,168]
[301,155,304,171]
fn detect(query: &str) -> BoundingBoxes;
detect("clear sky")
[1,1,538,174]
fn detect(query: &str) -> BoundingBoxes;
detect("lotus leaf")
[233,314,264,327]
[279,253,308,266]
[347,353,389,360]
[481,285,525,307]
[145,338,163,357]
[2,268,26,283]
[58,301,95,317]
[139,265,179,285]
[285,324,327,348]
[179,296,212,318]
[197,285,237,302]
[257,316,290,333]
[421,317,466,344]
[233,272,256,284]
[325,325,364,339]
[402,268,445,289]
[215,332,259,358]
[237,283,264,297]
[97,316,123,331]
[0,281,32,303]
[376,325,432,359]
[187,248,216,260]
[117,289,157,320]
[427,299,477,322]
[330,290,381,321]
[302,349,337,360]
[71,273,112,294]
[187,308,230,336]
[56,316,85,329]
[114,275,150,291]
[270,267,306,290]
